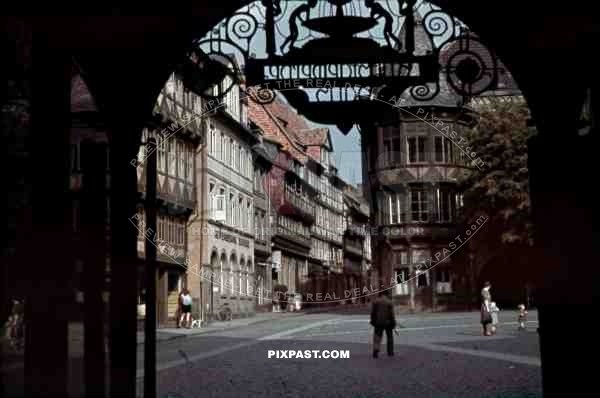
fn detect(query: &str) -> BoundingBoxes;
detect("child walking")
[489,302,500,334]
[518,304,528,330]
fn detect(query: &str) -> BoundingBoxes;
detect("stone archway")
[3,6,599,396]
[208,250,219,315]
[219,252,228,300]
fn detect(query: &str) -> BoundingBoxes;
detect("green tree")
[459,98,534,246]
[457,98,537,306]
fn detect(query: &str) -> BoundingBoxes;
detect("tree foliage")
[459,98,535,247]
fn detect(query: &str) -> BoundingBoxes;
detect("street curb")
[137,312,306,345]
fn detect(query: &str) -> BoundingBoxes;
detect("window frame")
[410,186,429,223]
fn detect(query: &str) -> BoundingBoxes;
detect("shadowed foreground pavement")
[148,311,541,398]
[2,311,540,397]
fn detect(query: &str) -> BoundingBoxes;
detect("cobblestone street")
[141,310,541,397]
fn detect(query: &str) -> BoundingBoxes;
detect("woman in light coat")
[480,281,492,336]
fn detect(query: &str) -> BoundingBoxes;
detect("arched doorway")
[2,4,599,397]
[208,250,219,318]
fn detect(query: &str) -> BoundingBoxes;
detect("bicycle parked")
[217,303,232,321]
[3,298,25,352]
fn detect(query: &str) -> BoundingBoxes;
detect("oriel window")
[406,136,428,163]
[410,185,429,222]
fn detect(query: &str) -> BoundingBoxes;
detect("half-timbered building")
[135,72,201,325]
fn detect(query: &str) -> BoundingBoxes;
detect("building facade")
[248,94,373,309]
[251,132,277,311]
[202,66,258,319]
[134,72,201,325]
[362,80,478,311]
[69,70,111,324]
[249,95,323,309]
[343,186,372,304]
[304,131,346,306]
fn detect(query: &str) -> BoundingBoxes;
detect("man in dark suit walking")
[370,290,396,358]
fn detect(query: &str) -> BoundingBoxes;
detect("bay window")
[383,125,401,166]
[434,136,453,163]
[388,193,402,224]
[436,187,454,223]
[406,136,427,163]
[410,185,429,222]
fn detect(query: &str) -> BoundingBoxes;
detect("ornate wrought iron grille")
[185,0,501,134]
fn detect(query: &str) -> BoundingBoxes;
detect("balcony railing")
[275,217,311,247]
[344,238,364,256]
[284,186,316,219]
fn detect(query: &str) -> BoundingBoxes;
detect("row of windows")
[164,73,204,120]
[380,134,468,166]
[314,205,343,243]
[215,269,254,297]
[310,238,331,264]
[317,175,344,211]
[208,124,253,180]
[379,187,464,224]
[211,252,253,296]
[305,168,344,212]
[278,216,311,240]
[284,183,315,217]
[208,182,253,233]
[136,209,185,247]
[212,73,249,127]
[393,248,452,293]
[138,130,194,183]
[376,121,470,168]
[394,266,452,293]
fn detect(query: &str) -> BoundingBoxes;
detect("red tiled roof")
[248,93,307,163]
[263,96,311,144]
[298,127,328,146]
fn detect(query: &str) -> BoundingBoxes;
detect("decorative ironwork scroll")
[185,0,500,134]
[442,32,499,97]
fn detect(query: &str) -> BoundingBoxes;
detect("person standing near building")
[489,301,500,334]
[370,290,396,358]
[480,281,492,336]
[518,304,528,330]
[179,288,193,329]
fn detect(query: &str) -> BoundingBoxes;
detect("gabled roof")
[248,93,308,163]
[264,96,310,145]
[71,73,98,113]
